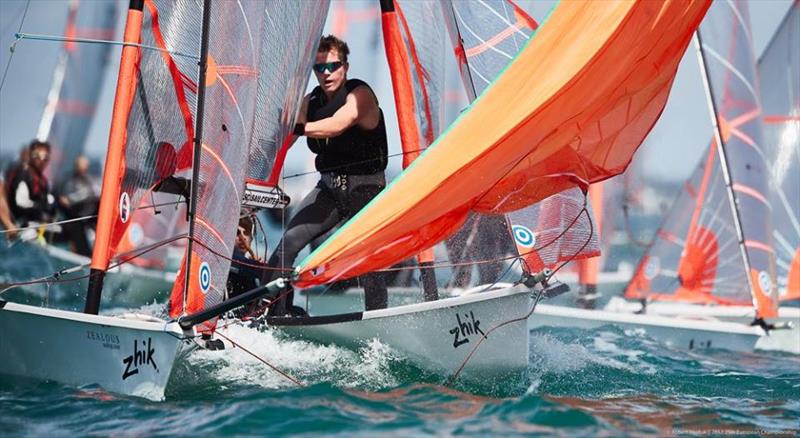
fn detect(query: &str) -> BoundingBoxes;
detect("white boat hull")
[273,285,532,381]
[529,303,765,353]
[0,301,188,401]
[603,297,800,354]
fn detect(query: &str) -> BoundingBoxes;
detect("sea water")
[1,246,799,436]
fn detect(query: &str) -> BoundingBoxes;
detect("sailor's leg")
[265,184,341,279]
[345,181,388,310]
[475,215,512,285]
[362,271,388,310]
[576,284,599,309]
[262,184,340,314]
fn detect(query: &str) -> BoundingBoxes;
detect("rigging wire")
[13,32,200,59]
[0,200,184,234]
[0,0,30,94]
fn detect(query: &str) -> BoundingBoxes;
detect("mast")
[85,0,145,314]
[692,31,758,310]
[379,0,438,301]
[181,0,213,311]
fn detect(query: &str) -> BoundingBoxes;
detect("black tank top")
[306,79,388,175]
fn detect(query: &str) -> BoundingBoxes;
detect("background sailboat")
[530,0,780,352]
[37,0,117,184]
[613,1,799,354]
[622,0,781,320]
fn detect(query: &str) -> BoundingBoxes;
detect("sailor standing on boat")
[260,35,389,316]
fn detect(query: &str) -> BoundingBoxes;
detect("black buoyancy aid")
[9,166,52,223]
[306,79,388,175]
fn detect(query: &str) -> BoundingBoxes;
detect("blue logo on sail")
[512,225,536,248]
[199,262,211,294]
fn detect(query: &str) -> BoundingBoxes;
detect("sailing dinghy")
[1,0,273,400]
[253,0,713,379]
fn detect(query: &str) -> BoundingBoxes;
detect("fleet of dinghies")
[8,0,799,402]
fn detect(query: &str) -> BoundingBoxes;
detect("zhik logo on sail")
[122,338,159,380]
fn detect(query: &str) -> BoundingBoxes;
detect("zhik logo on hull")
[122,338,159,380]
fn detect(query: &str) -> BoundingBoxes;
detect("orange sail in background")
[295,0,711,287]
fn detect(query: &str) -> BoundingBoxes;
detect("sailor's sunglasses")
[312,61,344,74]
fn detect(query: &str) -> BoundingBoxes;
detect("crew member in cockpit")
[260,35,389,317]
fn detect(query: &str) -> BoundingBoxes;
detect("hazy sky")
[0,0,793,185]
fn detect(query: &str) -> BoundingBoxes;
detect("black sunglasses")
[313,61,344,74]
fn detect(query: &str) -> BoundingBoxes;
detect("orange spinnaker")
[296,0,711,287]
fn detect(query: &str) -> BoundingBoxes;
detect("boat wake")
[183,323,402,392]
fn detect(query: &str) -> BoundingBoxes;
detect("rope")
[190,238,293,273]
[377,203,589,273]
[0,0,30,94]
[13,32,200,60]
[213,330,304,387]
